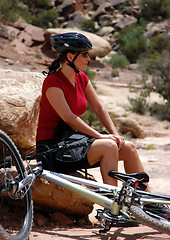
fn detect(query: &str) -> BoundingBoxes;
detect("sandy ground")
[30,226,170,240]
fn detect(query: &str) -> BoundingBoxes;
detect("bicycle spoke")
[0,130,33,240]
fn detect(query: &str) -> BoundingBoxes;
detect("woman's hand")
[98,134,125,150]
[114,135,125,150]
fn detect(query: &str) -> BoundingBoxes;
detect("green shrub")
[103,54,130,68]
[140,0,170,19]
[82,19,95,32]
[13,8,33,24]
[122,37,147,63]
[148,35,170,55]
[161,0,170,18]
[118,23,147,63]
[83,67,96,84]
[137,51,170,120]
[22,0,50,8]
[81,67,102,129]
[117,2,129,11]
[146,144,156,150]
[0,0,52,24]
[31,9,58,28]
[35,53,42,59]
[128,95,148,115]
[0,0,18,22]
[149,102,170,120]
[81,103,103,130]
[111,69,119,77]
[139,51,170,101]
[138,52,160,75]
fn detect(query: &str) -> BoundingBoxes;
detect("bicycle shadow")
[93,227,169,240]
[30,225,170,240]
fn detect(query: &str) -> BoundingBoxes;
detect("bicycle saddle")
[108,171,149,190]
[108,171,149,182]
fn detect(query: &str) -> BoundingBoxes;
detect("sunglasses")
[81,52,89,58]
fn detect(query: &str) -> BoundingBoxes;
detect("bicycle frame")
[18,167,170,216]
[41,170,121,215]
[41,170,170,205]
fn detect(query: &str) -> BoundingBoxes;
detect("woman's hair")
[48,50,77,75]
[48,52,66,75]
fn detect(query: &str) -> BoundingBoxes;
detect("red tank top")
[36,70,89,141]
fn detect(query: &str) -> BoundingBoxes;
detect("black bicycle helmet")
[51,32,92,53]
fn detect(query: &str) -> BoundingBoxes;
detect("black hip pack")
[54,119,95,162]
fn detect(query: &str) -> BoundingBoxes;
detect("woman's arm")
[46,86,123,145]
[85,81,125,149]
[85,81,119,135]
[46,87,102,138]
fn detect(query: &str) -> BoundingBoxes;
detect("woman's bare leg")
[119,141,151,191]
[87,139,119,185]
[87,139,150,191]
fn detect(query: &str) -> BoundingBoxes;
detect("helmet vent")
[64,43,69,47]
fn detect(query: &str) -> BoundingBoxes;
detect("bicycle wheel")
[130,204,170,235]
[0,130,33,240]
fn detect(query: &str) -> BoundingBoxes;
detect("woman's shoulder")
[76,71,89,85]
[45,71,61,80]
[43,71,62,89]
[78,71,87,78]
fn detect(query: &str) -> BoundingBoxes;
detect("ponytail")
[48,58,60,75]
[46,50,77,75]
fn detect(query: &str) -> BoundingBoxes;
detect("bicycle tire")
[130,205,170,235]
[0,130,33,240]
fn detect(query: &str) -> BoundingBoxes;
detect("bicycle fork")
[3,167,43,199]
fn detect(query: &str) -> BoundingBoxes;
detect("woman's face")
[73,52,90,71]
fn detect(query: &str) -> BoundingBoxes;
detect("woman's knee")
[102,139,119,153]
[121,141,137,154]
[87,139,118,164]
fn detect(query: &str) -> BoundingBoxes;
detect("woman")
[36,32,170,219]
[36,32,149,189]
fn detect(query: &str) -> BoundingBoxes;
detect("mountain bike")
[0,129,170,240]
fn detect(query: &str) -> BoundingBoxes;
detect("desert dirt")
[0,39,170,239]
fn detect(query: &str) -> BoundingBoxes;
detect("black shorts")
[36,132,99,173]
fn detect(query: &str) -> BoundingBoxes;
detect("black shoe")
[143,203,170,220]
